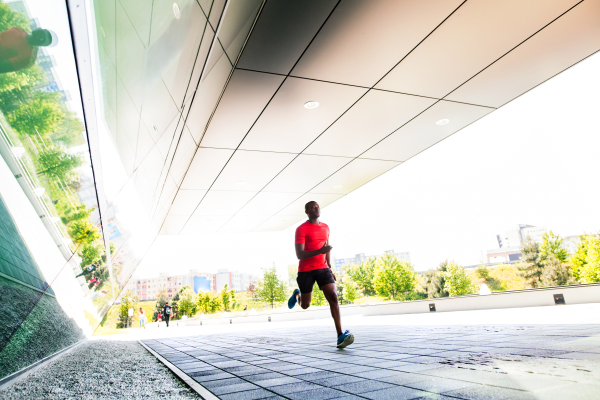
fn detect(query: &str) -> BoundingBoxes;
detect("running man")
[288,201,354,348]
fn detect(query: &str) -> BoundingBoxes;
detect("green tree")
[178,286,197,317]
[540,254,574,287]
[0,3,29,33]
[37,146,83,181]
[311,282,326,306]
[58,203,94,225]
[220,284,236,311]
[9,92,64,136]
[373,254,417,300]
[51,110,85,146]
[340,270,360,303]
[0,65,46,113]
[475,265,504,291]
[197,291,222,314]
[572,234,600,283]
[287,265,298,287]
[540,231,568,264]
[518,236,544,288]
[69,220,102,245]
[443,262,476,296]
[256,265,288,308]
[79,242,104,266]
[347,257,377,296]
[117,289,138,328]
[423,261,450,298]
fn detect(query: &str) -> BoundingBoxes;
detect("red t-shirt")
[0,27,36,71]
[295,221,330,272]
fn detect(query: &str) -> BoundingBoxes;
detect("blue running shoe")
[337,330,354,348]
[288,289,300,309]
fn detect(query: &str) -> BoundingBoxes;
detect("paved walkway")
[141,324,600,399]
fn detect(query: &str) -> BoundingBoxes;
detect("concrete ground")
[2,304,599,399]
[142,324,600,399]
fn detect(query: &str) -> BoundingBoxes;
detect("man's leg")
[165,317,169,327]
[321,283,342,337]
[297,291,312,309]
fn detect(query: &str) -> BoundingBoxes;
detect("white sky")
[20,0,599,280]
[137,52,600,279]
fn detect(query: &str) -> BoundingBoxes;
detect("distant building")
[124,270,216,301]
[216,269,258,292]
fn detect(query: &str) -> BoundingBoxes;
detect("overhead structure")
[92,0,600,235]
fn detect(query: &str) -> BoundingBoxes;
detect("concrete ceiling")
[93,0,600,235]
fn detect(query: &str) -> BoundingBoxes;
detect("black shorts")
[297,268,335,293]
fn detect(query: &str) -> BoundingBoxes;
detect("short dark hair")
[305,201,317,212]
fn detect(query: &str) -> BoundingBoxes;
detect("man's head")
[165,302,169,305]
[305,201,320,219]
[26,29,57,47]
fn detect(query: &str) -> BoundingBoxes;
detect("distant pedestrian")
[162,302,172,327]
[157,311,162,327]
[138,307,147,329]
[243,305,247,311]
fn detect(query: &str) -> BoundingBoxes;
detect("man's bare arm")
[295,242,333,260]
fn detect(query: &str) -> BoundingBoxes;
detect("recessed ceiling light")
[436,118,450,125]
[304,101,319,109]
[334,185,343,189]
[173,3,181,19]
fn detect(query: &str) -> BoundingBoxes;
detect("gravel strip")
[1,340,201,399]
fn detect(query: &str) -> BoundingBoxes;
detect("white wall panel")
[212,150,296,191]
[180,147,234,190]
[180,215,230,234]
[446,1,600,107]
[305,90,437,157]
[237,192,303,216]
[312,159,401,195]
[291,0,464,87]
[168,190,207,216]
[219,215,270,233]
[240,78,367,153]
[277,193,344,217]
[376,0,579,98]
[362,101,493,162]
[192,190,257,216]
[201,70,285,148]
[263,154,350,193]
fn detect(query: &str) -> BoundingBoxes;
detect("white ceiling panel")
[375,0,580,99]
[211,150,296,191]
[254,215,305,232]
[134,122,155,167]
[263,154,350,193]
[159,215,189,235]
[168,127,197,186]
[201,70,285,148]
[168,190,207,216]
[140,79,180,143]
[239,77,367,153]
[180,147,234,190]
[277,193,344,217]
[180,215,230,234]
[192,190,257,216]
[156,116,179,161]
[237,0,338,74]
[291,0,464,87]
[219,215,271,233]
[312,159,401,195]
[304,90,437,157]
[446,1,600,107]
[139,146,164,192]
[361,100,493,162]
[237,192,303,216]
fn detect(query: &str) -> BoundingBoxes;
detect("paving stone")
[361,386,429,400]
[244,372,288,382]
[310,374,366,387]
[293,371,341,381]
[210,382,261,395]
[282,367,324,376]
[445,385,538,400]
[254,376,302,388]
[286,387,350,399]
[269,381,323,395]
[192,372,235,382]
[405,377,478,393]
[331,380,396,394]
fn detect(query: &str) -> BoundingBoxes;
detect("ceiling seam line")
[172,1,270,234]
[117,0,149,51]
[442,0,586,101]
[178,20,210,110]
[147,0,154,46]
[152,0,234,230]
